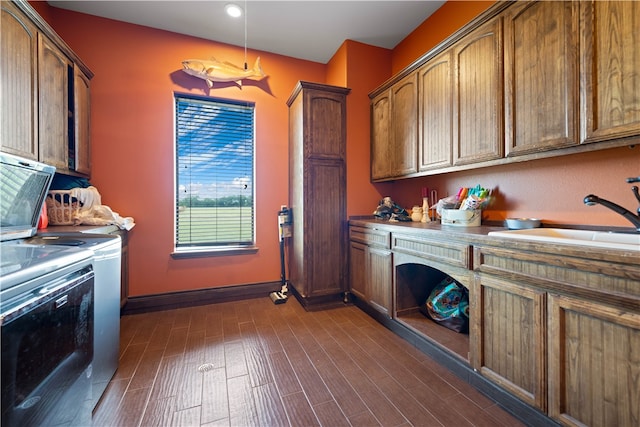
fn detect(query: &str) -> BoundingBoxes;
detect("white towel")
[70,186,102,210]
[69,186,136,230]
[73,205,135,230]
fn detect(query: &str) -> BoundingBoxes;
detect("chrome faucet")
[584,176,640,232]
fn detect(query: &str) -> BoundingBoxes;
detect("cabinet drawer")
[392,233,471,269]
[349,226,390,248]
[474,245,640,308]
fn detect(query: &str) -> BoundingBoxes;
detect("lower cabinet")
[349,221,640,426]
[349,241,367,300]
[547,294,640,427]
[366,246,392,316]
[474,242,640,426]
[471,274,547,411]
[349,227,392,317]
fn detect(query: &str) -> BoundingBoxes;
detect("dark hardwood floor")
[93,296,525,427]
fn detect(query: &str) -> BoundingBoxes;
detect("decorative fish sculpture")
[181,56,265,88]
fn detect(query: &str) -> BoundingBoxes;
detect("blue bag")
[423,277,469,333]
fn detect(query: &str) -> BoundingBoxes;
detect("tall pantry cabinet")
[287,81,350,310]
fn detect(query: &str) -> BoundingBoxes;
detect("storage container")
[440,209,481,227]
[45,190,80,225]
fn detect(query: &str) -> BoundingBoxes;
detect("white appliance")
[24,233,122,410]
[1,152,95,426]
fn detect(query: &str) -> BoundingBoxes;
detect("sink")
[488,228,640,251]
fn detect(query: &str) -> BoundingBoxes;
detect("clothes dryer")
[24,233,121,410]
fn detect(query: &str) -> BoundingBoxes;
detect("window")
[174,95,255,256]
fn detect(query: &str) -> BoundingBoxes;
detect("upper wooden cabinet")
[72,65,92,175]
[369,0,639,181]
[504,1,580,156]
[390,73,419,177]
[581,0,640,144]
[0,0,93,176]
[418,50,453,171]
[38,32,71,171]
[371,73,418,180]
[453,18,504,165]
[370,91,392,180]
[1,1,38,160]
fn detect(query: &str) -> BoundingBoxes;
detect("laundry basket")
[45,190,81,225]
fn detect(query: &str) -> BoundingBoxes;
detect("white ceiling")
[47,1,445,64]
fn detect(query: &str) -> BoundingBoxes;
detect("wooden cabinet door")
[548,294,640,427]
[470,274,546,410]
[1,2,38,160]
[504,1,579,156]
[306,160,346,297]
[418,50,453,171]
[581,1,640,143]
[368,246,392,317]
[38,33,70,171]
[349,241,367,300]
[453,18,504,165]
[304,88,346,160]
[370,90,392,180]
[73,65,91,175]
[390,73,418,177]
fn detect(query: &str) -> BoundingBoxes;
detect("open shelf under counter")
[396,309,470,362]
[394,256,472,363]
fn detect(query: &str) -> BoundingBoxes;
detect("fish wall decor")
[181,56,266,88]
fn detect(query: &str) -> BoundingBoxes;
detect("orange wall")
[36,2,398,298]
[39,6,331,297]
[392,1,496,73]
[389,147,640,227]
[340,40,395,215]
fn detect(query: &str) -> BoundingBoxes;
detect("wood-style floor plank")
[267,350,303,396]
[252,381,289,427]
[174,361,204,411]
[127,347,163,390]
[94,296,529,426]
[172,406,201,427]
[148,354,185,401]
[311,349,371,418]
[112,341,146,381]
[227,375,258,426]
[313,399,351,427]
[92,378,129,426]
[139,395,176,427]
[239,321,273,387]
[200,366,228,424]
[224,340,249,379]
[109,386,149,427]
[281,390,320,427]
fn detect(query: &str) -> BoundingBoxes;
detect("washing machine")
[23,232,122,410]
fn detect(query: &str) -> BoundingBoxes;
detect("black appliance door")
[1,267,94,427]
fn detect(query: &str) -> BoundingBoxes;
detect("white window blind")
[175,95,255,249]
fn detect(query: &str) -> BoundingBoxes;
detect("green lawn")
[177,206,253,244]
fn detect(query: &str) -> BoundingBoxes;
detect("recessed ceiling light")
[225,3,243,18]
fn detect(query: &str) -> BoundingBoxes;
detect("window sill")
[171,246,258,259]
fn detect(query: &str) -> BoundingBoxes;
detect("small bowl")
[505,218,541,230]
